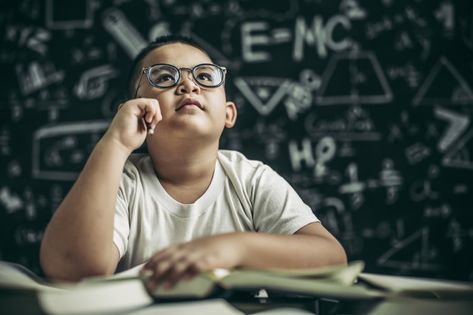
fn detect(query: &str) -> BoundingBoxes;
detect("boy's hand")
[142,233,246,290]
[104,98,162,154]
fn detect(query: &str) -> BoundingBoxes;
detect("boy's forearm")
[237,232,347,269]
[142,229,346,289]
[40,136,130,281]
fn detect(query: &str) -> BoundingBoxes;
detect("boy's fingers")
[154,260,173,280]
[144,260,173,287]
[144,248,173,269]
[153,108,163,125]
[134,98,158,117]
[148,111,162,135]
[161,260,192,289]
[148,250,187,281]
[181,268,198,281]
[144,100,157,123]
[145,112,153,123]
[142,99,161,134]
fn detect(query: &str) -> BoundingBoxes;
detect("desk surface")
[2,288,473,315]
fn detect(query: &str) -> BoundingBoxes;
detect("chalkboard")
[1,0,472,281]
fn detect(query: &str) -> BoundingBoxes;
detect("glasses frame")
[133,63,227,98]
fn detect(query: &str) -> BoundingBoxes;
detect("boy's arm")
[40,98,161,281]
[143,222,347,289]
[243,222,347,268]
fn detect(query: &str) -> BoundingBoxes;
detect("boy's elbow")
[42,261,113,282]
[325,237,347,266]
[41,258,115,282]
[40,244,116,282]
[335,243,348,266]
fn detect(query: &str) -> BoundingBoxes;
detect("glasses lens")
[148,65,179,87]
[193,65,224,87]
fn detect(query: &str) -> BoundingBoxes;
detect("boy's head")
[128,35,237,146]
[127,35,211,98]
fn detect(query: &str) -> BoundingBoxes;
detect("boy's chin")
[150,126,220,142]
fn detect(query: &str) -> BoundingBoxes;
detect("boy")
[40,35,346,289]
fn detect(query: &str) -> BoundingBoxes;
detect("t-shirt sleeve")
[251,165,319,235]
[112,164,133,259]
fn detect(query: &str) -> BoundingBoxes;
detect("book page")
[221,260,364,287]
[260,260,364,285]
[0,261,63,292]
[81,264,221,299]
[150,272,217,298]
[39,278,152,315]
[78,263,146,284]
[0,261,153,314]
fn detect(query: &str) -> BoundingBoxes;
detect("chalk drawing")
[413,57,473,106]
[317,50,393,105]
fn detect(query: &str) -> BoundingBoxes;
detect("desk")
[1,273,473,315]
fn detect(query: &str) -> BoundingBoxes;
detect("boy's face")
[135,43,236,144]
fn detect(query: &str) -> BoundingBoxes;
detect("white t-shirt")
[113,150,319,271]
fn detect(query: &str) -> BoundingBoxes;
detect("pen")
[147,123,155,135]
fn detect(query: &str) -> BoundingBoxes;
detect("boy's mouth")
[176,98,203,111]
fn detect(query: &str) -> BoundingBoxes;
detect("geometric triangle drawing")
[413,56,473,106]
[377,227,440,271]
[434,107,470,152]
[316,50,393,105]
[234,77,291,116]
[443,129,473,170]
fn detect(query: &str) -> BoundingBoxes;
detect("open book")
[0,261,152,315]
[81,259,381,301]
[140,260,383,300]
[0,260,378,315]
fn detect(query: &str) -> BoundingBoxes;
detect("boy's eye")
[156,74,175,83]
[150,70,177,86]
[148,65,179,87]
[196,72,213,82]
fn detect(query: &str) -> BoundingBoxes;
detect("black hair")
[126,34,212,98]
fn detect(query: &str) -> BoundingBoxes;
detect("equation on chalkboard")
[1,0,472,280]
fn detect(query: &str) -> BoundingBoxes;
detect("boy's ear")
[224,101,237,128]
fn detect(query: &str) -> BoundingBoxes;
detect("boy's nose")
[176,71,200,94]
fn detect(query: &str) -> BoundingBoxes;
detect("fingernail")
[152,99,158,106]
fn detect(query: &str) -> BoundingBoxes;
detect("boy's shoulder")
[217,150,273,178]
[218,150,263,167]
[122,153,153,178]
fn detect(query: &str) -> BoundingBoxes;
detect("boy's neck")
[149,141,219,203]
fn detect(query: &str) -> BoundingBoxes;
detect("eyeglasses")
[134,63,227,98]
